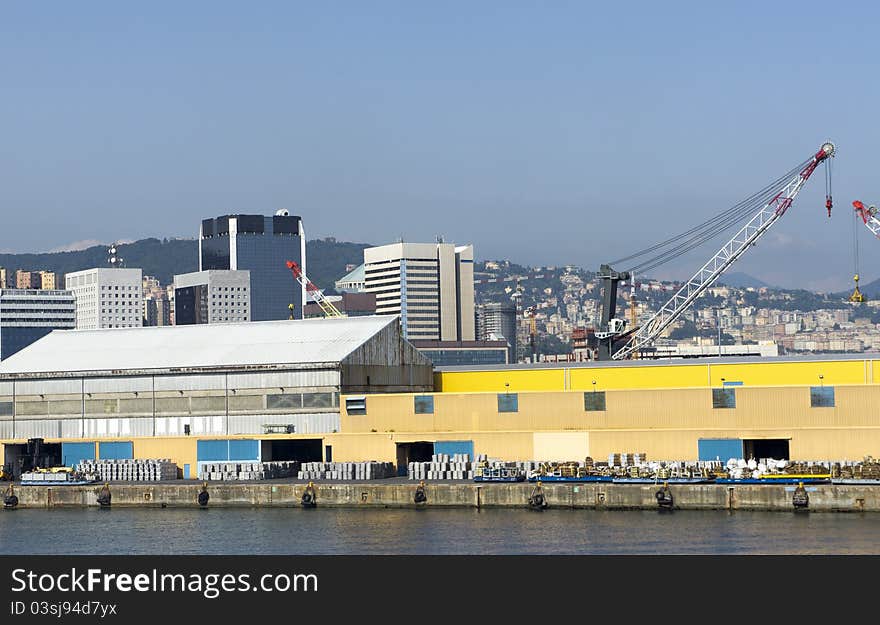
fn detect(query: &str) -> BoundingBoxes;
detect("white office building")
[173,270,251,324]
[65,268,144,330]
[364,242,475,341]
[0,289,76,360]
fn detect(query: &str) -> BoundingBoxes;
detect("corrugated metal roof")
[0,316,399,375]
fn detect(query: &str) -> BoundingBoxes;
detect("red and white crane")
[853,200,880,240]
[286,260,344,318]
[600,141,835,360]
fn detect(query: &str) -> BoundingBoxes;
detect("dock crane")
[596,141,835,360]
[850,200,880,303]
[285,260,344,318]
[853,200,880,239]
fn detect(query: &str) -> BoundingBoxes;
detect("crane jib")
[606,141,835,361]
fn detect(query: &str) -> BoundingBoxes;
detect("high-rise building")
[0,268,6,289]
[199,210,305,321]
[0,288,76,360]
[476,301,517,363]
[39,271,56,290]
[173,270,251,325]
[15,270,42,290]
[142,275,171,327]
[165,284,175,325]
[363,242,475,341]
[64,268,143,329]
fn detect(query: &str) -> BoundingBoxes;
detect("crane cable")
[609,157,814,274]
[853,204,860,277]
[825,154,834,217]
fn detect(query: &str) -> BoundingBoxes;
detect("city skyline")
[3,3,880,292]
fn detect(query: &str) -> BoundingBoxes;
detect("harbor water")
[2,507,879,555]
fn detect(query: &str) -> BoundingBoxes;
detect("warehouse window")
[497,393,518,413]
[712,388,736,409]
[0,401,12,416]
[810,386,835,408]
[414,395,434,414]
[345,396,367,415]
[267,394,301,410]
[584,391,606,412]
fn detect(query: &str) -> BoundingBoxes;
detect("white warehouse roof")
[0,316,402,375]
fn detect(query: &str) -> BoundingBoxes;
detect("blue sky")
[2,2,879,290]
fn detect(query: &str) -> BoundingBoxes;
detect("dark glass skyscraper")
[199,211,306,320]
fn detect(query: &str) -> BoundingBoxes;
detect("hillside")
[716,272,771,289]
[0,237,371,290]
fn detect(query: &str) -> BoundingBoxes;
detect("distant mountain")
[717,272,771,289]
[0,237,371,290]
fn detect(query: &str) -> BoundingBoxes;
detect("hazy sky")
[2,2,879,291]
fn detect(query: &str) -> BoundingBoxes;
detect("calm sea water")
[2,508,879,555]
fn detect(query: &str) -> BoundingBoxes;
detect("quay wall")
[8,482,880,512]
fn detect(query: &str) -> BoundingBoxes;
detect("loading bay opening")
[260,439,323,463]
[743,438,790,460]
[396,441,435,476]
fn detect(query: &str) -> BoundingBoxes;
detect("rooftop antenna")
[108,243,124,268]
[436,234,445,244]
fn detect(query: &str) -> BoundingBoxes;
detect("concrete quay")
[6,480,880,512]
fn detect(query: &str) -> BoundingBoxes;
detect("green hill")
[0,237,371,290]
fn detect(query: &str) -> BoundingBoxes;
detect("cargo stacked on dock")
[297,461,395,480]
[76,459,179,482]
[200,461,300,481]
[408,453,475,480]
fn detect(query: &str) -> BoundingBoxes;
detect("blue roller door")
[698,438,743,462]
[229,440,259,461]
[99,441,133,460]
[434,440,474,458]
[197,439,260,462]
[62,442,96,468]
[197,440,230,462]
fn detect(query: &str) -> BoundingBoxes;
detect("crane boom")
[611,141,834,360]
[853,200,880,240]
[285,260,344,318]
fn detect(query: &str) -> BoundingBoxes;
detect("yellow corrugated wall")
[325,431,535,463]
[436,357,875,392]
[133,438,198,477]
[570,364,708,390]
[533,432,589,461]
[435,368,565,392]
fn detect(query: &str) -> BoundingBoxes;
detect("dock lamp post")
[819,374,824,388]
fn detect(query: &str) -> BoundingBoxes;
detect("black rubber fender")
[3,494,18,509]
[198,490,209,507]
[414,488,427,504]
[301,491,314,505]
